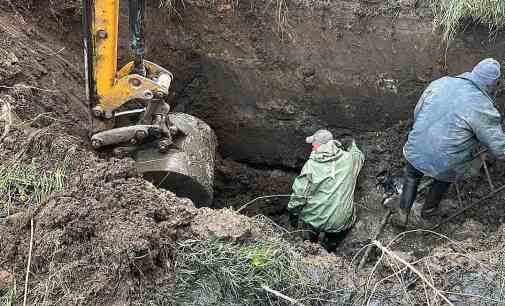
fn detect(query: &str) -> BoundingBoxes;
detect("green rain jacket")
[288,140,364,233]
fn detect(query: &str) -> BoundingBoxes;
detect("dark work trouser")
[301,222,351,252]
[400,162,451,216]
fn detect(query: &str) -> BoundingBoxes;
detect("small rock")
[190,208,251,241]
[0,50,20,82]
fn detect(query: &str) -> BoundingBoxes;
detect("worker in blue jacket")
[392,58,505,228]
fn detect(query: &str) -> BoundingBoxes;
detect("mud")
[2,0,505,305]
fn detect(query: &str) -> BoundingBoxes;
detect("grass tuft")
[0,282,16,306]
[159,0,292,39]
[166,217,354,306]
[431,0,505,41]
[0,152,73,212]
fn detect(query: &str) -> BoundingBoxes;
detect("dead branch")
[23,218,34,306]
[237,194,306,213]
[0,99,12,143]
[371,240,455,306]
[358,209,392,270]
[262,284,307,306]
[431,184,505,230]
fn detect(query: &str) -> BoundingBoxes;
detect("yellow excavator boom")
[82,0,217,206]
[91,0,119,97]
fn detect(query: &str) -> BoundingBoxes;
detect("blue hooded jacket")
[403,72,505,182]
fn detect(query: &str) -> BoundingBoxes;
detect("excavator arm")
[83,0,173,147]
[82,0,217,206]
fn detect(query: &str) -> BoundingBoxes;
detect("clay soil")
[2,1,505,305]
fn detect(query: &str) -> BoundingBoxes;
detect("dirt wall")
[130,0,505,168]
[16,0,505,169]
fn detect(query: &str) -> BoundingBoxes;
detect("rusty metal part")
[135,113,217,207]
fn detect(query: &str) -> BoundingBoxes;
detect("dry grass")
[159,0,505,42]
[0,282,16,306]
[159,0,292,39]
[169,216,354,306]
[356,229,505,305]
[431,0,505,41]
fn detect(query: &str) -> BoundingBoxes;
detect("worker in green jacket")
[288,129,364,252]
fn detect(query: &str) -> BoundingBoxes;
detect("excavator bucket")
[83,0,217,207]
[135,113,217,207]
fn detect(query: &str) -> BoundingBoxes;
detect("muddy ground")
[2,0,505,305]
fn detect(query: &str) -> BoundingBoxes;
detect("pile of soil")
[0,4,197,304]
[2,1,505,305]
[0,156,197,305]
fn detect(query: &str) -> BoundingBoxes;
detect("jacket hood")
[310,140,344,162]
[459,72,495,100]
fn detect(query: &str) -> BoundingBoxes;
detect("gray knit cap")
[305,129,333,145]
[471,58,501,86]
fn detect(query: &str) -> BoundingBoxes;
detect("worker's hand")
[340,136,355,150]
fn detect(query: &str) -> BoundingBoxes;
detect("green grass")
[0,154,72,211]
[164,217,354,306]
[160,0,505,42]
[431,0,505,41]
[0,282,16,306]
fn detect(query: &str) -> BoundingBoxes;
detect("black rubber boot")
[391,163,423,228]
[421,180,450,219]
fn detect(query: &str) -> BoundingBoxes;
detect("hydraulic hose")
[129,0,146,76]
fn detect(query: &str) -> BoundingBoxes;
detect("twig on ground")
[262,284,307,306]
[480,155,495,191]
[424,260,436,306]
[440,291,505,304]
[370,251,490,301]
[358,209,392,270]
[385,255,413,305]
[237,194,305,213]
[422,263,432,306]
[23,218,34,306]
[371,240,455,306]
[14,127,50,162]
[455,183,463,207]
[364,250,386,303]
[431,184,505,230]
[16,113,68,127]
[0,99,12,143]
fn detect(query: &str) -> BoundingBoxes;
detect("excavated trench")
[3,1,505,305]
[126,1,505,234]
[41,0,505,236]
